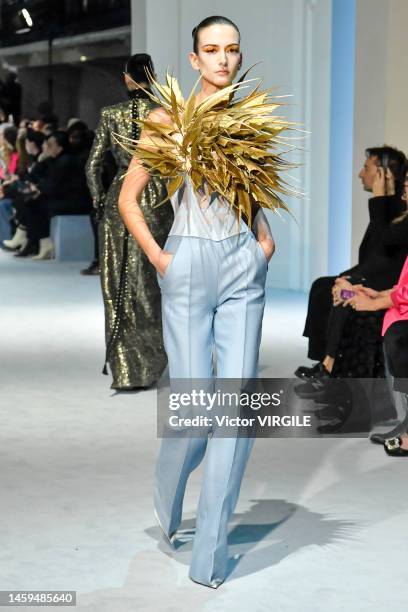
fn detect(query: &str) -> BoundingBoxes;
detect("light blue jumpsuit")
[155,178,271,587]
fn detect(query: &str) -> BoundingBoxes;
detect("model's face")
[189,24,241,89]
[358,156,379,192]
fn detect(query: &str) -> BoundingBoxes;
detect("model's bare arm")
[118,108,173,276]
[252,205,275,262]
[256,215,275,261]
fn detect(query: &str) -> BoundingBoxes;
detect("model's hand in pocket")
[156,250,174,279]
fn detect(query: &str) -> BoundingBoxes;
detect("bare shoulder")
[146,107,173,126]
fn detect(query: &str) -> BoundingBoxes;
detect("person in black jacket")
[23,130,92,260]
[295,146,407,382]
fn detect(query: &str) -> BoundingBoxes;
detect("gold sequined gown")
[86,91,173,389]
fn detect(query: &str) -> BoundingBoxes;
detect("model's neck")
[195,79,230,104]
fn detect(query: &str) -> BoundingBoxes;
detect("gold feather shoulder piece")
[119,72,301,223]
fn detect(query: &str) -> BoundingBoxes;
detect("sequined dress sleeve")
[85,107,110,206]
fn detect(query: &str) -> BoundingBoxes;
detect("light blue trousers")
[155,232,267,586]
[0,198,13,243]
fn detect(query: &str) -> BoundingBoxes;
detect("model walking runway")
[117,15,294,587]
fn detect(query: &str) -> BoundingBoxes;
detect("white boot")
[32,237,55,260]
[3,227,28,251]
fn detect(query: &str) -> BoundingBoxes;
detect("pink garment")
[7,152,19,175]
[382,255,408,335]
[0,151,19,179]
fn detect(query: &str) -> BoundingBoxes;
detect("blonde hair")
[1,142,11,167]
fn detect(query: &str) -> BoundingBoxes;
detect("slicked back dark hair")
[192,16,240,53]
[125,53,154,83]
[365,145,407,197]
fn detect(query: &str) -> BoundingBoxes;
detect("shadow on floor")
[145,498,357,582]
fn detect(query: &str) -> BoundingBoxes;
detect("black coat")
[39,152,92,209]
[341,196,407,290]
[332,196,408,378]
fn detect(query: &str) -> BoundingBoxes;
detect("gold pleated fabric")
[86,96,173,389]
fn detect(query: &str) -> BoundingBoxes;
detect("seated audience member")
[2,128,46,252]
[18,130,92,260]
[67,120,94,161]
[345,251,408,453]
[344,170,408,444]
[296,146,407,382]
[330,164,408,382]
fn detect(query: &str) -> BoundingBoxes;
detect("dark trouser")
[303,275,350,361]
[325,303,351,358]
[25,196,49,240]
[13,194,29,227]
[25,196,92,240]
[384,321,408,393]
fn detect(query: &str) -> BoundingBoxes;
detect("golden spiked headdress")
[118,70,300,225]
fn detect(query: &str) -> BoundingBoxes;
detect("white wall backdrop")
[350,0,408,267]
[351,0,389,268]
[328,0,355,276]
[385,0,408,150]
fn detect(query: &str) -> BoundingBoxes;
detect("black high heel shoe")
[295,362,330,381]
[384,437,408,456]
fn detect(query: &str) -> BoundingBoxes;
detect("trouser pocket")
[157,235,183,284]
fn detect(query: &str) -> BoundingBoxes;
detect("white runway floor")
[1,249,407,612]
